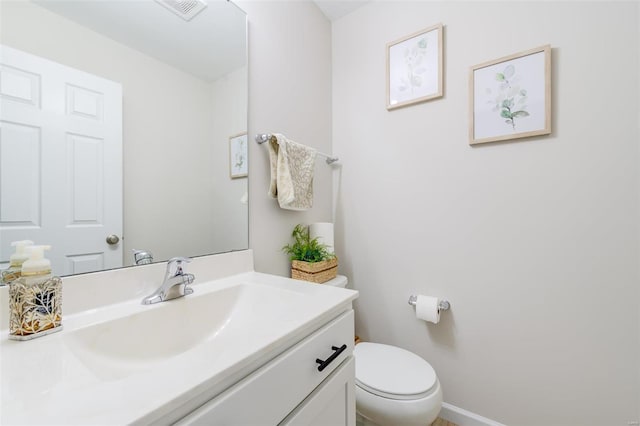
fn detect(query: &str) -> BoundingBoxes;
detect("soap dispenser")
[1,240,34,286]
[8,245,63,340]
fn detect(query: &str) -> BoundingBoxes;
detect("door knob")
[106,234,120,245]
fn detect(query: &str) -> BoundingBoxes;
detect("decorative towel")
[267,133,317,210]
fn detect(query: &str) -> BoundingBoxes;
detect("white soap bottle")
[9,245,63,340]
[1,240,34,286]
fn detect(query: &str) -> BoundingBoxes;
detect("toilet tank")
[323,275,348,288]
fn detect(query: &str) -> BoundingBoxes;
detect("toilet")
[353,342,442,426]
[324,276,443,426]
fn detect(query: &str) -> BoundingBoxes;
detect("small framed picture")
[229,132,248,178]
[470,45,551,145]
[387,23,443,110]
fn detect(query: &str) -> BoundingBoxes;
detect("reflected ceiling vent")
[154,0,208,21]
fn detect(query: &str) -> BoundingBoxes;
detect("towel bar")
[255,133,339,165]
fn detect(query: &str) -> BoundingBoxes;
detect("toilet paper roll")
[415,295,441,324]
[309,222,334,254]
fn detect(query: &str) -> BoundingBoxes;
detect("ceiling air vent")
[155,0,208,21]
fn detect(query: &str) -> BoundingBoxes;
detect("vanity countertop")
[0,251,358,425]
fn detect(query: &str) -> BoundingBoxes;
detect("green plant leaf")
[512,110,530,118]
[500,109,512,119]
[282,224,335,263]
[495,73,505,82]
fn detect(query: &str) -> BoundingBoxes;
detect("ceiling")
[313,0,369,21]
[33,0,247,82]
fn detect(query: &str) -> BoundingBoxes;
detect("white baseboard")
[439,402,507,426]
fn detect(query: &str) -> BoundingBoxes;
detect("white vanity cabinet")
[176,309,356,426]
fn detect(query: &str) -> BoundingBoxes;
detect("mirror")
[0,0,248,276]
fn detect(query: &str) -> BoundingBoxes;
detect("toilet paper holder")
[408,295,450,311]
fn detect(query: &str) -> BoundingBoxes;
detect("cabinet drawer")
[176,309,354,426]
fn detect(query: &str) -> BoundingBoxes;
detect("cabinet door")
[175,311,354,426]
[280,357,355,426]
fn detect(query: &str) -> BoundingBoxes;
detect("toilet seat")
[354,342,437,401]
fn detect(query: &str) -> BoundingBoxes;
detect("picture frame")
[469,45,551,145]
[229,132,248,178]
[387,23,443,110]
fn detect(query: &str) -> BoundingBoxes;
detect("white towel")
[267,133,317,211]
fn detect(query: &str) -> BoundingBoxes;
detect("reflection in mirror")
[0,0,248,276]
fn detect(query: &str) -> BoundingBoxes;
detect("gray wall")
[332,2,639,425]
[212,0,639,423]
[239,0,334,276]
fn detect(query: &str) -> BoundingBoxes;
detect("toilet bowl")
[353,342,442,426]
[323,276,443,426]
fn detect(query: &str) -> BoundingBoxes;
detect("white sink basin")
[64,282,306,379]
[1,257,358,425]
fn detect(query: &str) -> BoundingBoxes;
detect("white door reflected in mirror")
[1,46,123,275]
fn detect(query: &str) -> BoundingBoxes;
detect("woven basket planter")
[291,257,338,284]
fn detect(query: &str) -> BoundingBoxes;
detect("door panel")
[0,45,122,275]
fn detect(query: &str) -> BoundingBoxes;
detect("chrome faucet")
[141,257,195,305]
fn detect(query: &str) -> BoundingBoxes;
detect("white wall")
[237,0,334,276]
[211,66,249,253]
[332,2,639,425]
[0,1,239,265]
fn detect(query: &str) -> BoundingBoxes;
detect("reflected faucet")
[141,257,195,305]
[133,249,154,265]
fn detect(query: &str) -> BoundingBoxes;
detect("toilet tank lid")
[353,342,437,399]
[323,275,348,288]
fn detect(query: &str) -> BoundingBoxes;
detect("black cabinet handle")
[315,344,347,372]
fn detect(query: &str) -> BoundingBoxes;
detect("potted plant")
[282,224,337,283]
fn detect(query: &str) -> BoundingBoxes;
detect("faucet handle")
[167,257,192,275]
